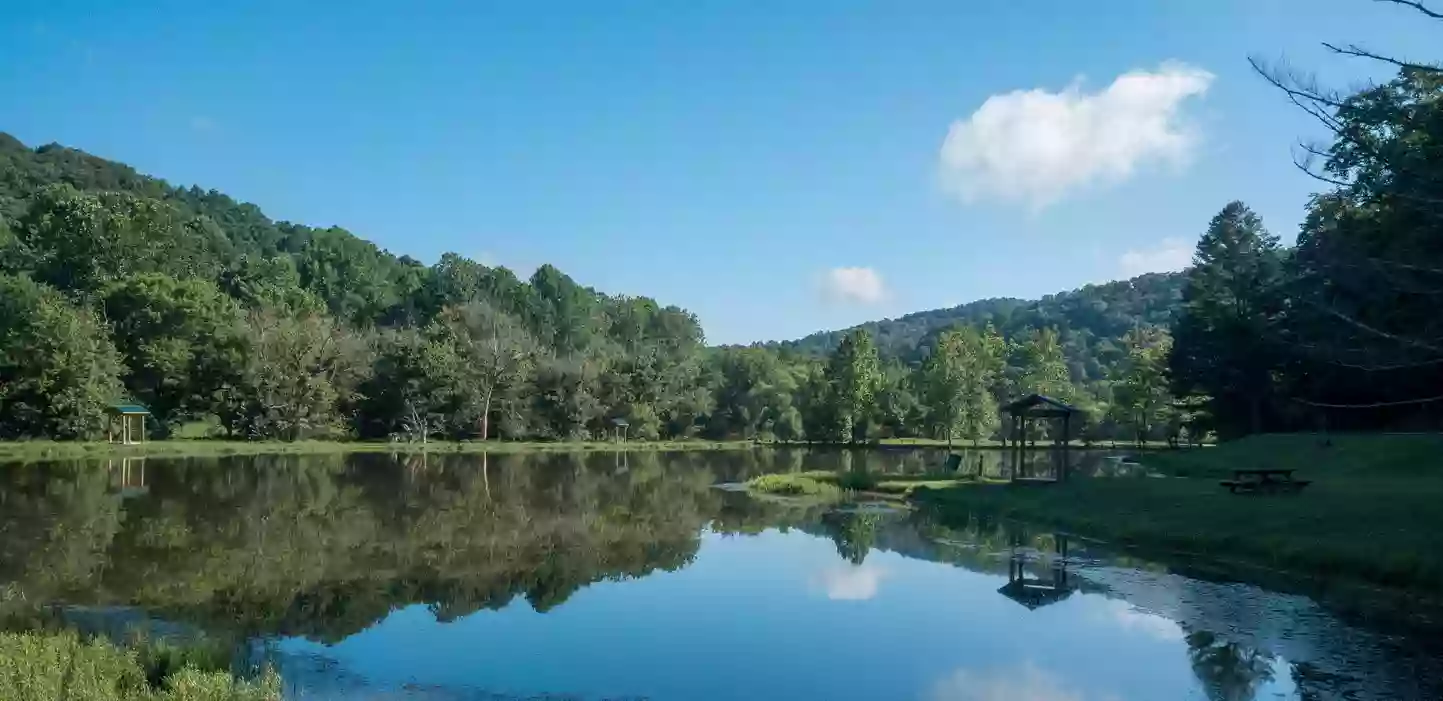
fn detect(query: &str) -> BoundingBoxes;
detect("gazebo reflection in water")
[997,533,1076,610]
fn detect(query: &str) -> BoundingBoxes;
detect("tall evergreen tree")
[1169,202,1284,437]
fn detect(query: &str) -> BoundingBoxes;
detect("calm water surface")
[2,449,1439,700]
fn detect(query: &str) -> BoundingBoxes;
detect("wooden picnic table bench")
[1219,468,1312,494]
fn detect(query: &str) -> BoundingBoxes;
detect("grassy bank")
[0,438,769,461]
[912,433,1443,590]
[0,630,278,700]
[0,436,1187,462]
[745,469,967,501]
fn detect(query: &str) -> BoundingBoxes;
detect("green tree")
[1013,327,1078,403]
[530,355,603,440]
[921,326,1005,446]
[1111,327,1174,446]
[222,309,369,440]
[100,273,247,429]
[357,326,463,441]
[442,303,539,440]
[1186,631,1275,701]
[0,275,124,439]
[219,254,324,313]
[874,361,923,439]
[920,329,970,446]
[824,329,883,443]
[13,185,228,292]
[1169,202,1283,437]
[959,325,1006,445]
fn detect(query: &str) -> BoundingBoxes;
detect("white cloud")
[929,662,1121,701]
[939,63,1214,208]
[813,563,888,601]
[1118,237,1192,277]
[1091,599,1185,642]
[820,266,888,305]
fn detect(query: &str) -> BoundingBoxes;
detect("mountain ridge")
[773,271,1186,385]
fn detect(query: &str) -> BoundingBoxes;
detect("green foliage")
[13,185,228,292]
[100,274,247,430]
[0,631,279,701]
[919,325,1005,445]
[745,473,843,499]
[0,130,1200,444]
[1111,328,1174,445]
[220,310,369,440]
[781,273,1185,387]
[824,329,883,442]
[1012,327,1079,405]
[1169,202,1284,437]
[0,275,124,439]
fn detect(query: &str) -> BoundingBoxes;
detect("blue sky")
[2,0,1437,344]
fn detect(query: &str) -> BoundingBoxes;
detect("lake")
[2,449,1440,700]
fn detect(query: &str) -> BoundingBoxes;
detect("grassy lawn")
[0,438,766,462]
[911,433,1443,590]
[745,468,980,501]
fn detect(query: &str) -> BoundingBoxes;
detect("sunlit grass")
[0,438,768,462]
[914,433,1443,590]
[745,473,843,499]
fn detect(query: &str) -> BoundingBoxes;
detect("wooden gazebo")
[105,403,151,445]
[1001,394,1079,484]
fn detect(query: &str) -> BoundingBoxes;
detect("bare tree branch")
[1292,393,1443,408]
[1322,42,1443,74]
[1374,0,1443,20]
[1300,298,1443,354]
[1296,342,1443,370]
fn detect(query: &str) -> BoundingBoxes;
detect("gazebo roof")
[1002,394,1079,418]
[997,579,1075,610]
[106,403,151,416]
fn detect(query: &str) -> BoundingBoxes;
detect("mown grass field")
[912,433,1443,590]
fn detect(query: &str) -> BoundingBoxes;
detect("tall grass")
[0,630,279,701]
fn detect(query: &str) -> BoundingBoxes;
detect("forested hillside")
[3,0,1437,452]
[0,131,1186,445]
[777,272,1185,385]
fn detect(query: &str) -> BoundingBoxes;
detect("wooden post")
[1010,415,1018,483]
[1018,416,1028,481]
[139,414,146,444]
[1061,413,1071,482]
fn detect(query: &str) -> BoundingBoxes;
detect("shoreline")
[0,438,1181,462]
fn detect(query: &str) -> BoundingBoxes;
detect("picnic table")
[1219,468,1312,494]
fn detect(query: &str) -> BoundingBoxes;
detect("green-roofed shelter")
[105,403,151,445]
[1002,394,1081,484]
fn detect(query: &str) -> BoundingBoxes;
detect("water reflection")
[0,449,1438,700]
[998,534,1076,610]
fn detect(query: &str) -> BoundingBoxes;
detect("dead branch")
[1374,0,1443,20]
[1291,393,1443,408]
[1322,42,1443,74]
[1301,298,1443,354]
